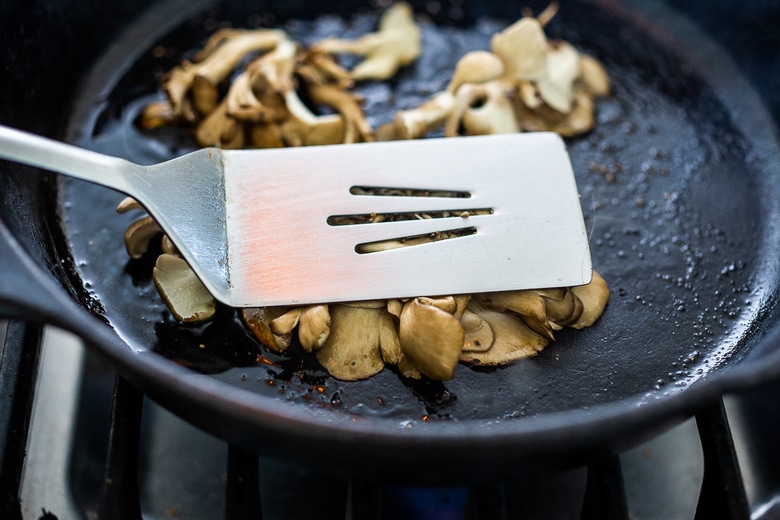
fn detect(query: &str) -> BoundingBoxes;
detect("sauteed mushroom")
[269,304,331,352]
[153,253,216,322]
[396,296,466,380]
[314,301,395,381]
[126,2,612,381]
[460,302,548,365]
[381,4,609,140]
[140,28,287,127]
[312,2,421,81]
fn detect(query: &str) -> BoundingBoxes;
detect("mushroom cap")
[448,50,505,93]
[270,307,303,336]
[579,53,611,97]
[569,270,610,328]
[116,197,143,214]
[153,253,216,323]
[397,297,464,380]
[490,17,548,82]
[123,215,162,259]
[196,99,245,148]
[460,308,495,353]
[315,304,389,380]
[479,289,555,341]
[446,80,520,137]
[460,301,549,365]
[536,41,581,113]
[242,307,293,352]
[297,304,331,352]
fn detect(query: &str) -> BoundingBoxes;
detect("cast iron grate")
[0,319,758,519]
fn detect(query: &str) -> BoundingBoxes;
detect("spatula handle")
[0,124,134,192]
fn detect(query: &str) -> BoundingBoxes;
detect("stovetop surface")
[16,327,780,519]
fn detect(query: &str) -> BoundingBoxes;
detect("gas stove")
[4,322,780,519]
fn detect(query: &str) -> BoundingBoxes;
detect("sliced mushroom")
[386,299,403,319]
[224,68,288,124]
[569,270,610,329]
[445,80,519,136]
[490,17,548,83]
[195,99,246,148]
[153,253,216,322]
[270,307,303,336]
[535,41,581,114]
[138,100,179,130]
[248,123,285,148]
[397,297,464,380]
[453,295,471,320]
[116,197,143,214]
[315,303,393,380]
[306,83,373,143]
[378,50,506,141]
[268,304,332,352]
[540,287,582,329]
[515,90,596,137]
[160,234,179,256]
[242,307,293,353]
[297,304,331,352]
[279,89,348,146]
[245,38,297,95]
[377,90,456,140]
[295,49,354,89]
[579,53,610,97]
[478,290,554,341]
[123,215,162,259]
[460,301,548,365]
[378,311,402,366]
[460,308,495,353]
[162,29,287,118]
[313,2,421,81]
[448,50,505,93]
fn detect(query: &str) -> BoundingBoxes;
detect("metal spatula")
[0,125,591,306]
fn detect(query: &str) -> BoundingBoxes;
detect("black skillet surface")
[1,0,780,482]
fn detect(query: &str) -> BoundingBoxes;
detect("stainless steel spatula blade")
[223,132,591,305]
[0,126,591,307]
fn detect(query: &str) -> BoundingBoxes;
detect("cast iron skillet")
[2,0,780,482]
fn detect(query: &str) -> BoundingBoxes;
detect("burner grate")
[0,321,43,520]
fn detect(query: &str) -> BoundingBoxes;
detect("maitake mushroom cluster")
[376,2,609,140]
[122,3,611,381]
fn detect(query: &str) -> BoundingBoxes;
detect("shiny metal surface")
[18,327,83,520]
[0,126,590,307]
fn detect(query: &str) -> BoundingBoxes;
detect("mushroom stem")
[313,2,421,80]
